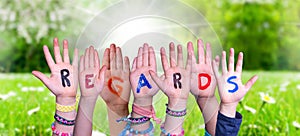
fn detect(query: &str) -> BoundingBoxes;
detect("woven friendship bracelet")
[56,103,76,112]
[119,121,154,136]
[166,104,186,117]
[54,114,75,126]
[51,122,73,136]
[117,116,150,125]
[160,125,184,136]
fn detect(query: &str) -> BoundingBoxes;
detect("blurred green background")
[1,0,300,72]
[1,0,300,136]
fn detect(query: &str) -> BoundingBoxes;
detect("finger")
[110,44,116,70]
[143,43,149,66]
[149,70,164,91]
[103,48,110,70]
[43,46,55,69]
[169,42,176,67]
[124,56,130,72]
[72,48,79,68]
[131,57,137,71]
[94,50,100,69]
[137,47,143,68]
[177,45,184,68]
[160,47,169,72]
[236,52,243,73]
[212,55,220,78]
[116,47,123,69]
[198,39,205,64]
[84,47,89,69]
[228,48,235,72]
[187,42,197,65]
[89,46,95,68]
[245,75,258,92]
[53,38,63,63]
[79,55,84,72]
[97,66,107,90]
[63,40,70,63]
[185,52,192,71]
[205,43,212,65]
[98,65,107,81]
[221,51,227,75]
[149,46,156,68]
[32,71,50,87]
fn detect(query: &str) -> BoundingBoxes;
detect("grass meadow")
[0,71,300,136]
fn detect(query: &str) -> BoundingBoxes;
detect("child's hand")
[79,46,106,98]
[130,43,160,106]
[32,38,78,104]
[100,44,131,113]
[213,48,258,117]
[188,39,219,98]
[150,43,192,110]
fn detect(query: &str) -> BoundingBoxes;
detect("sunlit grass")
[0,72,300,135]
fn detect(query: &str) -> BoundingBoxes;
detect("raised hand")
[130,43,159,106]
[100,44,131,113]
[150,43,192,110]
[189,39,219,98]
[212,48,258,117]
[74,46,106,136]
[32,38,78,104]
[79,46,106,98]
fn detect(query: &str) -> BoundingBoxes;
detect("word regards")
[198,73,211,90]
[60,69,71,87]
[108,77,124,96]
[85,74,94,89]
[137,73,152,93]
[173,73,182,89]
[227,76,238,93]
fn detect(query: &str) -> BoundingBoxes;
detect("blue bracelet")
[119,121,154,136]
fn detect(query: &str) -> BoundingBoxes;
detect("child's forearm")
[197,97,219,135]
[106,104,129,136]
[74,96,97,136]
[53,97,76,136]
[162,98,187,135]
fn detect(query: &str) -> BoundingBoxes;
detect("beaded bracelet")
[119,121,154,136]
[54,114,75,126]
[117,116,150,125]
[51,122,73,136]
[166,104,186,117]
[160,125,184,136]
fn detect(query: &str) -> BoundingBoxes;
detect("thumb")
[245,75,258,92]
[149,70,164,91]
[32,70,50,87]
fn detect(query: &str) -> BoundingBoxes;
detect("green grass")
[0,71,300,135]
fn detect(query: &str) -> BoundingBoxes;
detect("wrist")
[133,97,153,108]
[107,104,129,117]
[167,98,187,111]
[219,102,238,118]
[56,96,76,105]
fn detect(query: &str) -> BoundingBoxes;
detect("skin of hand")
[212,48,258,118]
[129,43,159,131]
[188,39,220,135]
[100,44,131,135]
[100,44,131,115]
[149,43,192,134]
[74,46,106,136]
[32,38,78,135]
[130,43,160,107]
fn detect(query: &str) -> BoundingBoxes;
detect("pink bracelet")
[51,122,73,136]
[132,104,161,124]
